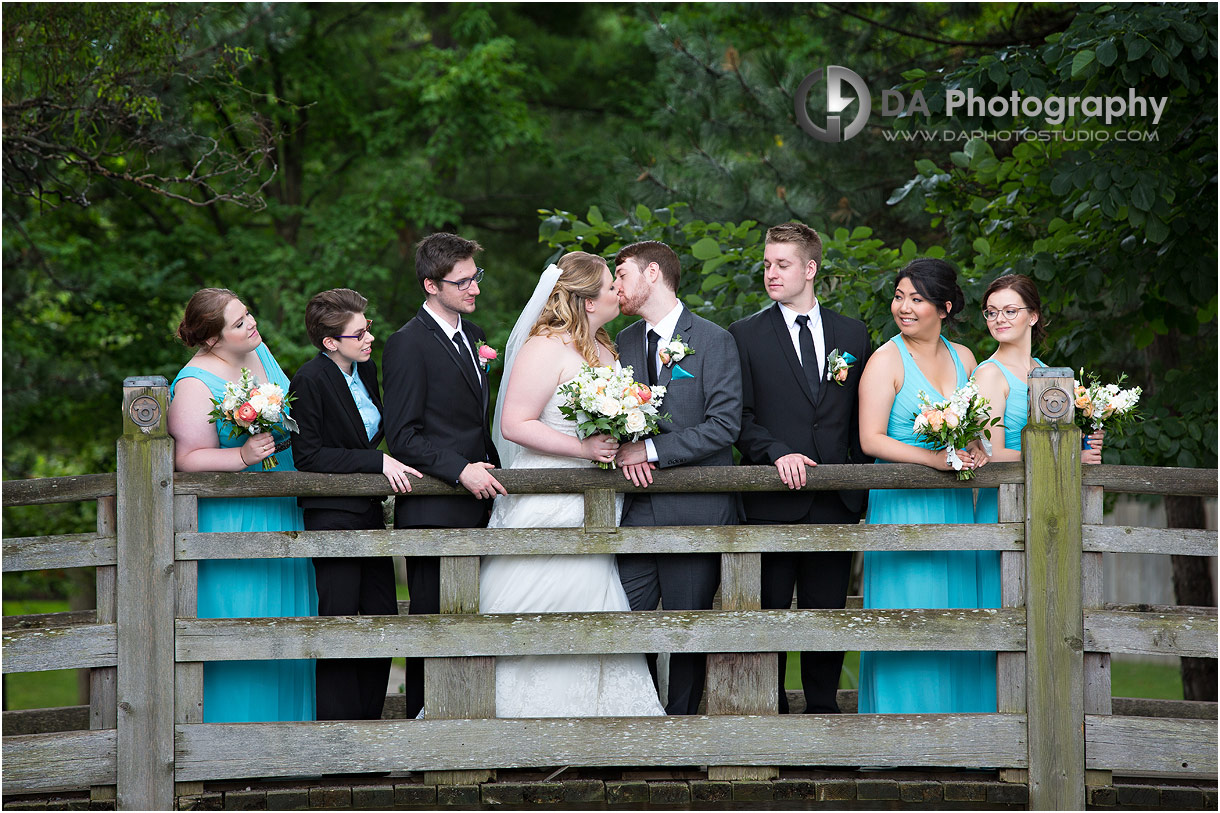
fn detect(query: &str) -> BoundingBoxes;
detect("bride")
[483,251,666,718]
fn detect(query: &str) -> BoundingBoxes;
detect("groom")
[728,222,870,714]
[382,232,505,719]
[613,240,743,716]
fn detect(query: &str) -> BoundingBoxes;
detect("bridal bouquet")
[208,368,299,470]
[557,363,669,469]
[1074,369,1141,437]
[911,381,1000,480]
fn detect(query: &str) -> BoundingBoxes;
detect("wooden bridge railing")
[2,372,1217,810]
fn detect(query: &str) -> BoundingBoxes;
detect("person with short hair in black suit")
[729,223,871,714]
[382,233,505,719]
[290,288,421,720]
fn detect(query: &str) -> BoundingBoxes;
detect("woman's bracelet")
[238,445,250,467]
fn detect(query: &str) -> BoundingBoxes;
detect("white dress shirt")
[778,300,825,380]
[642,301,685,463]
[423,302,480,378]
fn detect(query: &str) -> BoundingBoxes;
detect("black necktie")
[646,329,660,386]
[452,332,477,378]
[795,314,821,397]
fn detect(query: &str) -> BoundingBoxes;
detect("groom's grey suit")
[617,305,742,715]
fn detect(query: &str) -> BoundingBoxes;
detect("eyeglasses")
[438,268,485,291]
[983,307,1031,322]
[335,320,373,341]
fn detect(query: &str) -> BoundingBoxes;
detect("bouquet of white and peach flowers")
[556,363,669,469]
[208,367,298,469]
[911,381,1000,480]
[1074,370,1141,436]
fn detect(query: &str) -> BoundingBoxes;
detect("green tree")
[888,2,1218,699]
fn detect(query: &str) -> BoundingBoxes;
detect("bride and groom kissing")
[384,226,866,719]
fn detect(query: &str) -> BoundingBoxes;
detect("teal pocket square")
[671,364,694,380]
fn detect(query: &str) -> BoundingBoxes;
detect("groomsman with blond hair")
[729,222,871,714]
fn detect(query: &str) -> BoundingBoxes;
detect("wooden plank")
[1111,698,1217,720]
[173,713,1029,780]
[1082,465,1217,497]
[91,497,118,803]
[707,552,777,780]
[116,378,175,811]
[1023,371,1085,810]
[996,484,1028,785]
[173,493,204,800]
[1,729,118,792]
[1084,608,1218,658]
[1085,715,1217,776]
[3,624,117,672]
[176,607,1026,661]
[1081,485,1111,787]
[177,522,1024,560]
[2,705,90,734]
[2,473,117,507]
[425,555,494,785]
[583,487,617,532]
[2,533,118,572]
[171,463,1030,500]
[2,609,96,630]
[1083,525,1216,557]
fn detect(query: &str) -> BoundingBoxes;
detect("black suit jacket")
[730,302,871,522]
[289,352,386,515]
[382,306,500,528]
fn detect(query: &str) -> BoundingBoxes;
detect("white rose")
[595,395,621,418]
[595,366,613,379]
[667,341,686,361]
[248,393,270,415]
[624,410,647,434]
[222,394,240,412]
[914,414,929,432]
[944,410,960,429]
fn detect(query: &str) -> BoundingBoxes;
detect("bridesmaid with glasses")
[973,275,1103,525]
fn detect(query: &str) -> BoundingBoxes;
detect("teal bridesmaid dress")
[974,358,1043,523]
[170,342,317,722]
[858,335,998,713]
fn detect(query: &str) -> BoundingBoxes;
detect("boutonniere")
[826,348,857,385]
[658,334,695,367]
[475,340,498,372]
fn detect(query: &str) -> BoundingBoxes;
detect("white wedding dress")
[481,378,666,718]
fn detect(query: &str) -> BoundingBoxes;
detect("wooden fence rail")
[2,371,1217,810]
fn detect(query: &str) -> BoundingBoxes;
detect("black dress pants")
[755,502,856,714]
[307,504,397,721]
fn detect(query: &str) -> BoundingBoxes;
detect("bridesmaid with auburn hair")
[973,274,1103,524]
[167,288,317,722]
[856,259,996,715]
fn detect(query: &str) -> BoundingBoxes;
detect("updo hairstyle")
[177,288,238,348]
[983,274,1047,344]
[895,259,965,326]
[530,251,619,366]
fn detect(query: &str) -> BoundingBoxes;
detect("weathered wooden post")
[1023,368,1084,809]
[1081,484,1112,787]
[116,377,175,810]
[90,495,118,804]
[174,494,205,799]
[423,513,498,785]
[996,482,1028,785]
[707,547,778,781]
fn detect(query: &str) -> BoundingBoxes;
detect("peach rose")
[834,367,849,382]
[927,410,945,432]
[637,385,652,404]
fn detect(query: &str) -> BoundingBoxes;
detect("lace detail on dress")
[481,373,664,718]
